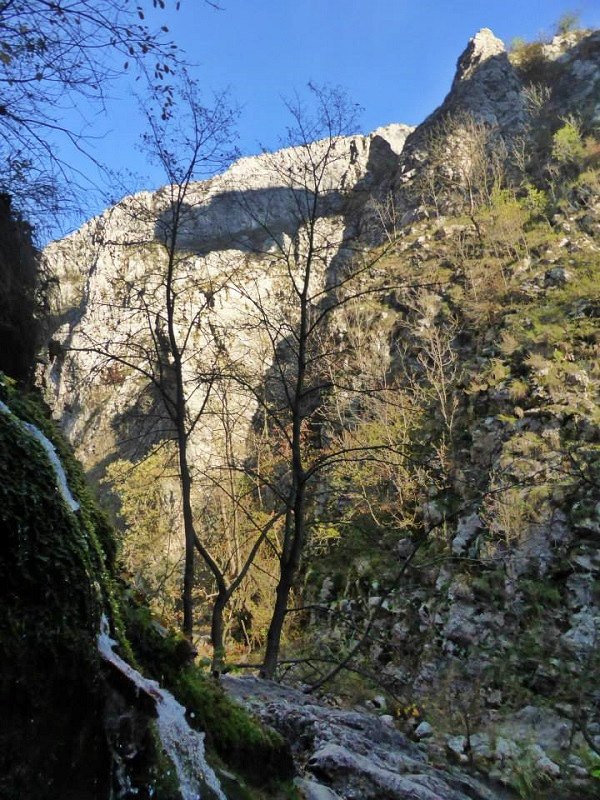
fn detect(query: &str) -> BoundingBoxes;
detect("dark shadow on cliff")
[154,184,348,256]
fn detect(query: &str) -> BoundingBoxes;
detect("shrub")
[552,117,586,167]
[555,11,580,36]
[510,37,562,85]
[520,184,549,220]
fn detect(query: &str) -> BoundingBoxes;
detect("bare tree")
[71,77,294,674]
[413,110,508,222]
[72,76,239,649]
[0,0,193,227]
[220,84,427,679]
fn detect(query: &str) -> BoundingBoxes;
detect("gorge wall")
[38,26,600,799]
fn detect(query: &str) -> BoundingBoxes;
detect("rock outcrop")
[224,676,510,800]
[38,26,600,800]
[40,123,411,473]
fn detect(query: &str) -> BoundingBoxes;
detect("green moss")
[0,375,294,797]
[519,577,562,609]
[120,594,193,683]
[0,376,117,797]
[174,668,292,786]
[122,594,294,789]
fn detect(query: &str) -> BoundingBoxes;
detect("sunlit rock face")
[544,29,600,121]
[447,27,526,128]
[37,26,600,479]
[395,27,526,208]
[40,124,412,474]
[36,26,600,797]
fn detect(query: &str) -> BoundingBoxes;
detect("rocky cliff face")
[40,122,411,474]
[39,27,600,799]
[40,27,600,471]
[403,28,527,156]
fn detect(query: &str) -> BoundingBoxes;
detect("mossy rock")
[175,669,294,787]
[0,381,115,797]
[123,594,294,788]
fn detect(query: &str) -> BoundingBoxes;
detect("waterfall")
[0,399,80,512]
[98,617,227,800]
[0,397,226,799]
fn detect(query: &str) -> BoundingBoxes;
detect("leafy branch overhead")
[0,1,183,224]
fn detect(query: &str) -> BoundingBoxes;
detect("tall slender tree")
[221,84,417,678]
[73,76,238,644]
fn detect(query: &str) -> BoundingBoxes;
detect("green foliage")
[520,184,549,219]
[509,29,572,87]
[479,187,530,259]
[555,11,581,35]
[552,117,586,166]
[508,378,529,401]
[105,446,183,626]
[0,379,113,651]
[0,376,119,797]
[2,377,120,584]
[583,748,600,780]
[174,669,292,786]
[122,594,294,788]
[121,594,193,684]
[519,577,562,609]
[510,742,554,800]
[510,39,550,84]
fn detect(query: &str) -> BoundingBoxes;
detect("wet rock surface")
[223,676,513,800]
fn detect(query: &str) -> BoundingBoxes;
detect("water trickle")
[98,616,226,800]
[0,399,80,512]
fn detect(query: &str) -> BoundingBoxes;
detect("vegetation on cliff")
[0,375,117,797]
[1,14,599,800]
[0,375,296,798]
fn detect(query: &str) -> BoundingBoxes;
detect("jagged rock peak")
[455,28,506,83]
[397,26,523,182]
[454,28,506,82]
[442,26,524,130]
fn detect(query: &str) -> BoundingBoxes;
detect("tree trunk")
[210,592,227,676]
[260,493,306,679]
[179,440,196,641]
[260,563,293,679]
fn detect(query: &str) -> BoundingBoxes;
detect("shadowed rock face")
[223,676,511,800]
[542,30,600,122]
[35,26,600,800]
[39,28,600,473]
[41,27,600,473]
[38,34,526,474]
[39,123,412,474]
[0,195,39,385]
[390,26,600,221]
[396,28,526,192]
[449,28,526,129]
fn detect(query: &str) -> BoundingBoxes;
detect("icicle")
[98,616,226,800]
[0,399,80,512]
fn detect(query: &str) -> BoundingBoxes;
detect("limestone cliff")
[39,27,600,799]
[41,123,411,474]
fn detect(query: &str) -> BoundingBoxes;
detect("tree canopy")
[0,0,180,228]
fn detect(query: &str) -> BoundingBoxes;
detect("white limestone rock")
[414,721,433,740]
[295,777,343,800]
[40,125,412,473]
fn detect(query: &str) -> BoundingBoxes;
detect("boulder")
[224,676,503,799]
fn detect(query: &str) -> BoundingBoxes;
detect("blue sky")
[53,0,600,236]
